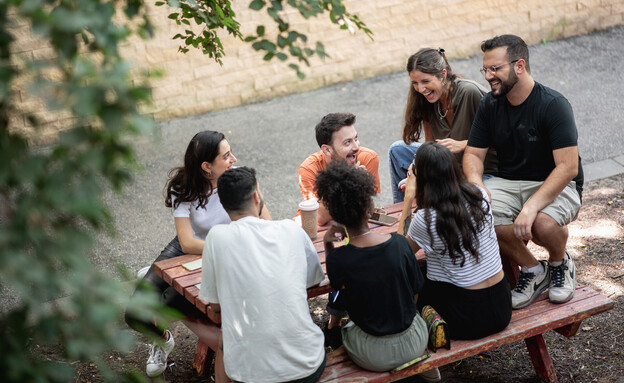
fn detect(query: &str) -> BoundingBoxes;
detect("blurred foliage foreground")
[0,0,171,381]
[0,0,370,382]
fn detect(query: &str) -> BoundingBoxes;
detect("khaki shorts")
[341,314,428,372]
[484,177,581,226]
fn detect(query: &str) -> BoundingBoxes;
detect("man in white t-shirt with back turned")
[199,167,326,383]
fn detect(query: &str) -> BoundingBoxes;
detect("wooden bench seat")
[152,201,614,381]
[318,284,614,383]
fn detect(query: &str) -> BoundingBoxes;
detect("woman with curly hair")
[398,142,511,340]
[315,161,439,381]
[388,48,497,203]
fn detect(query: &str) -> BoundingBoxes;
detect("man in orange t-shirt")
[298,112,380,225]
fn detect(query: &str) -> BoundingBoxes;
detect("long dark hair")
[165,131,225,210]
[413,142,489,266]
[403,48,459,144]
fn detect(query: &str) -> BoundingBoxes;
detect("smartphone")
[368,211,398,226]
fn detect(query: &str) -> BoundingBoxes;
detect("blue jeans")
[388,140,421,203]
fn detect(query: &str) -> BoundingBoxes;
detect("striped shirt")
[407,187,502,288]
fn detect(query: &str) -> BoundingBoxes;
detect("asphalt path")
[96,25,624,275]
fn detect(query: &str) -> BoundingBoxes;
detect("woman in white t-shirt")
[125,131,271,378]
[398,142,511,340]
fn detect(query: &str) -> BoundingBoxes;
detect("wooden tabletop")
[153,202,419,317]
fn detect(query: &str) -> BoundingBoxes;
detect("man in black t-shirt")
[464,35,582,310]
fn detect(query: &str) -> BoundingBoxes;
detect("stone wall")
[11,0,624,141]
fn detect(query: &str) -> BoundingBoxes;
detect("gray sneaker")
[136,266,150,280]
[549,252,576,304]
[511,260,550,309]
[146,330,175,377]
[418,367,441,382]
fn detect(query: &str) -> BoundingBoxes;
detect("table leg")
[193,340,215,376]
[525,334,558,383]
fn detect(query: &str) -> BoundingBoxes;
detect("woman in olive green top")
[389,48,497,202]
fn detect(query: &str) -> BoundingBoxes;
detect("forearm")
[398,196,414,237]
[179,237,205,255]
[522,165,577,214]
[323,237,335,254]
[522,147,578,214]
[463,149,486,186]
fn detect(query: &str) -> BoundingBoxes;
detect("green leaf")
[256,25,265,36]
[249,0,265,11]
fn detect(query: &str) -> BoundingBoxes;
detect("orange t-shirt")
[297,147,381,202]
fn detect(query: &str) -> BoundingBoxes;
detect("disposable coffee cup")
[299,198,319,239]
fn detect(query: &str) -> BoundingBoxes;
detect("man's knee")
[532,213,568,242]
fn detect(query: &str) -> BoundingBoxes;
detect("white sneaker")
[549,252,576,304]
[136,266,150,280]
[146,330,175,377]
[511,260,550,309]
[418,367,441,382]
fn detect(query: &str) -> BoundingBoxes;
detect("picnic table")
[152,202,412,309]
[152,202,614,382]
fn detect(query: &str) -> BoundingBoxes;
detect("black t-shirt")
[468,82,583,196]
[326,233,423,336]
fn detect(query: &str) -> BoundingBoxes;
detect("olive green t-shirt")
[429,78,498,174]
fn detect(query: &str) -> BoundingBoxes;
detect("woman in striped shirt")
[398,142,511,340]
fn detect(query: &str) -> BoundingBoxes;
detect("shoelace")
[514,271,536,293]
[147,344,166,365]
[550,264,568,287]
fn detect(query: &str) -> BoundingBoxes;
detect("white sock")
[528,263,545,274]
[550,260,563,266]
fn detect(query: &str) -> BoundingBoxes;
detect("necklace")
[436,101,449,119]
[344,229,372,245]
[350,230,372,240]
[437,84,453,120]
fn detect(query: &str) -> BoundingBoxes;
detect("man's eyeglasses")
[480,60,519,76]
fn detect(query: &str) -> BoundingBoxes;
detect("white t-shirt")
[172,190,230,240]
[199,217,325,382]
[408,187,502,287]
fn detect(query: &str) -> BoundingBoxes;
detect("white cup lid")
[299,198,319,211]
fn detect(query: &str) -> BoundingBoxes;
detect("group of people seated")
[124,34,583,383]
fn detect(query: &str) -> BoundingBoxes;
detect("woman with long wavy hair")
[398,142,510,340]
[125,131,271,378]
[388,48,497,203]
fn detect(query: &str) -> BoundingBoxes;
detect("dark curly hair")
[314,160,376,227]
[413,142,489,266]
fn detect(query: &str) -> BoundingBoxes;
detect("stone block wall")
[10,0,624,141]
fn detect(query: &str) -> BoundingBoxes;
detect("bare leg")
[328,314,341,329]
[215,333,230,383]
[530,212,568,263]
[184,319,221,351]
[495,224,539,268]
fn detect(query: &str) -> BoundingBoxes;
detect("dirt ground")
[74,174,623,383]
